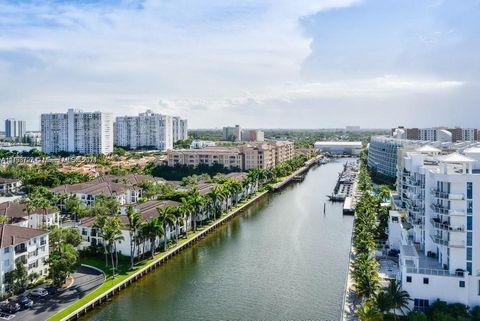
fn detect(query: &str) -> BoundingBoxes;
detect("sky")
[0,0,479,130]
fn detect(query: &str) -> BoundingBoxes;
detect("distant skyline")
[1,0,479,130]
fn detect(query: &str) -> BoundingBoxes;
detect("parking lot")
[3,266,104,321]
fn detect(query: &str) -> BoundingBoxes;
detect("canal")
[82,159,354,321]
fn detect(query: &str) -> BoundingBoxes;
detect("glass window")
[468,262,473,275]
[423,278,429,284]
[468,201,473,214]
[468,232,473,246]
[468,216,473,230]
[407,276,412,283]
[460,281,465,288]
[467,182,473,199]
[467,248,473,261]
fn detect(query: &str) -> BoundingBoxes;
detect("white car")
[30,288,48,297]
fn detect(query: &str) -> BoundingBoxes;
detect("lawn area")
[47,191,267,321]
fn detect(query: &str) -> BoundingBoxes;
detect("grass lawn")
[47,191,266,321]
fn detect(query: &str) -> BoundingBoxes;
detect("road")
[12,265,104,321]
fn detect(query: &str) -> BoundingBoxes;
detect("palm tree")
[100,216,124,278]
[126,205,142,269]
[186,189,204,232]
[386,279,411,320]
[178,203,192,238]
[65,195,84,222]
[143,217,164,258]
[376,291,393,315]
[208,186,225,220]
[378,185,391,203]
[357,300,383,321]
[157,206,176,251]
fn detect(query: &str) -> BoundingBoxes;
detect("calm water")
[83,160,354,321]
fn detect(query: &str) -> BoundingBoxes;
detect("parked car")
[1,302,21,314]
[30,288,48,297]
[17,295,34,309]
[45,286,58,295]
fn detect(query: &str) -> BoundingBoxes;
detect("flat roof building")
[314,141,362,156]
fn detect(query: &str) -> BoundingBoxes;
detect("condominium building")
[368,136,409,178]
[241,130,265,142]
[114,110,173,151]
[0,225,49,295]
[391,147,480,310]
[0,202,60,229]
[41,108,113,155]
[241,143,275,170]
[0,178,22,195]
[5,119,26,140]
[167,141,294,171]
[392,126,479,143]
[223,125,242,142]
[172,117,188,143]
[168,147,243,170]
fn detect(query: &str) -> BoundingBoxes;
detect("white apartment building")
[41,108,113,155]
[392,147,480,311]
[5,119,26,140]
[172,117,188,143]
[0,178,22,195]
[0,202,60,229]
[115,110,173,151]
[223,125,242,142]
[0,225,49,295]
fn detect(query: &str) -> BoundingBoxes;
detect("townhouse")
[0,202,60,229]
[0,178,22,195]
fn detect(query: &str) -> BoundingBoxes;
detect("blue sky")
[0,0,479,129]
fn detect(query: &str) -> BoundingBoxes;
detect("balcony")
[14,244,27,254]
[431,189,465,201]
[430,218,465,232]
[430,203,450,215]
[430,234,465,248]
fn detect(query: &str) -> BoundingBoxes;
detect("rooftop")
[0,224,48,249]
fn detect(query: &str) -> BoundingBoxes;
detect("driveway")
[11,265,104,321]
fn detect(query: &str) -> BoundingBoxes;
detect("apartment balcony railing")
[430,234,465,248]
[430,218,465,232]
[431,189,465,201]
[430,203,450,215]
[406,267,463,277]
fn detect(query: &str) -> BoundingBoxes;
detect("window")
[414,299,430,312]
[406,276,412,283]
[460,281,465,288]
[467,182,473,199]
[468,216,473,230]
[4,247,10,254]
[467,248,473,261]
[468,232,473,246]
[468,262,472,275]
[468,201,473,214]
[423,277,429,284]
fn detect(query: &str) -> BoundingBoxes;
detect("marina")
[328,160,359,215]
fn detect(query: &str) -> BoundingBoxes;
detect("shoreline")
[50,159,319,321]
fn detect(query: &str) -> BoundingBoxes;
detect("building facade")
[5,119,26,140]
[41,108,113,155]
[223,125,242,142]
[392,127,479,143]
[241,130,265,142]
[391,147,480,310]
[0,225,49,296]
[0,178,22,195]
[167,141,294,171]
[114,110,173,151]
[172,117,188,143]
[314,141,362,156]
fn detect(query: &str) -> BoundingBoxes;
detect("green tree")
[385,279,411,320]
[157,206,176,251]
[99,216,124,278]
[126,205,142,269]
[357,299,383,321]
[5,261,29,294]
[49,226,82,250]
[407,311,427,321]
[142,217,164,258]
[48,243,79,286]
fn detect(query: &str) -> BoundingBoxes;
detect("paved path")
[11,265,104,321]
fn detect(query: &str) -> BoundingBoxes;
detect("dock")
[328,161,359,214]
